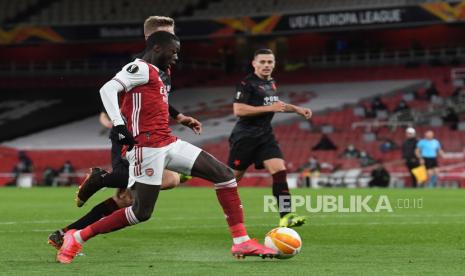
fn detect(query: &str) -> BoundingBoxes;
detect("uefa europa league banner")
[1,2,465,44]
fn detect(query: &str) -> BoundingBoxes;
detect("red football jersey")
[113,59,177,148]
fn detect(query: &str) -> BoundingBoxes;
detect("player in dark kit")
[228,49,312,228]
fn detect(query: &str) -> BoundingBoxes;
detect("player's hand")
[176,114,202,135]
[113,125,136,151]
[297,107,312,120]
[269,101,286,112]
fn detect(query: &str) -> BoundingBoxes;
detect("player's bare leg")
[233,170,246,182]
[76,167,182,207]
[263,158,306,228]
[109,170,179,207]
[190,151,277,259]
[427,167,439,188]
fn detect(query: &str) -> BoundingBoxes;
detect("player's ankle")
[73,230,85,244]
[232,235,250,245]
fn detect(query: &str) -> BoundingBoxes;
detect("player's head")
[145,31,180,71]
[406,127,416,138]
[425,130,434,139]
[144,16,175,39]
[252,48,275,80]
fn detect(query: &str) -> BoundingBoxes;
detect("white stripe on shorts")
[134,146,142,176]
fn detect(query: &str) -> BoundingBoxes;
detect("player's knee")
[234,170,245,181]
[216,165,235,183]
[113,190,133,208]
[132,206,153,222]
[161,171,180,190]
[161,181,178,190]
[113,196,132,208]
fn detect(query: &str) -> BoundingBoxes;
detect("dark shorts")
[111,138,129,173]
[423,157,438,169]
[228,133,283,171]
[405,159,420,170]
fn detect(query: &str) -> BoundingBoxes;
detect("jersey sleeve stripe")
[136,93,141,135]
[112,78,128,92]
[131,94,136,136]
[131,93,141,137]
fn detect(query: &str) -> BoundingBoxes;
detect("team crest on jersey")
[145,168,154,176]
[126,64,139,74]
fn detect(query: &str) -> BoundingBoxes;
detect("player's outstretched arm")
[176,113,202,135]
[233,102,285,117]
[99,80,126,126]
[438,148,445,159]
[99,80,136,150]
[168,104,202,134]
[281,101,312,120]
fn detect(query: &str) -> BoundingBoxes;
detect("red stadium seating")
[2,65,463,187]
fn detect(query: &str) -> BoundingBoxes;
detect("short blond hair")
[144,16,175,36]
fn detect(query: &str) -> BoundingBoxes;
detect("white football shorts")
[126,139,202,187]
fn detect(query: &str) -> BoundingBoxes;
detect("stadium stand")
[2,78,423,149]
[0,0,454,25]
[1,73,430,186]
[0,0,38,23]
[192,0,413,18]
[25,0,201,25]
[2,0,465,189]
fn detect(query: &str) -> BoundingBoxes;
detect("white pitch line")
[0,220,464,234]
[1,213,465,226]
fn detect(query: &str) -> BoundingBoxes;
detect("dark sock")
[272,170,291,218]
[63,197,120,231]
[102,171,129,189]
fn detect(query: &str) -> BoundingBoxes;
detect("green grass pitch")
[0,187,464,275]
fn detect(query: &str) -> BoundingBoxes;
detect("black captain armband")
[169,105,180,119]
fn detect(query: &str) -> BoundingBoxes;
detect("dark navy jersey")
[231,73,279,140]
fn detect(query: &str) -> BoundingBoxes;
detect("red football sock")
[215,186,248,238]
[79,207,138,242]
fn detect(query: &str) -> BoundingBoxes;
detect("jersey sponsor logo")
[264,96,279,106]
[236,91,242,99]
[126,64,139,74]
[160,86,168,103]
[145,168,154,176]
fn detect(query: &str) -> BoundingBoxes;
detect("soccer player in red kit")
[47,16,201,250]
[56,31,277,264]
